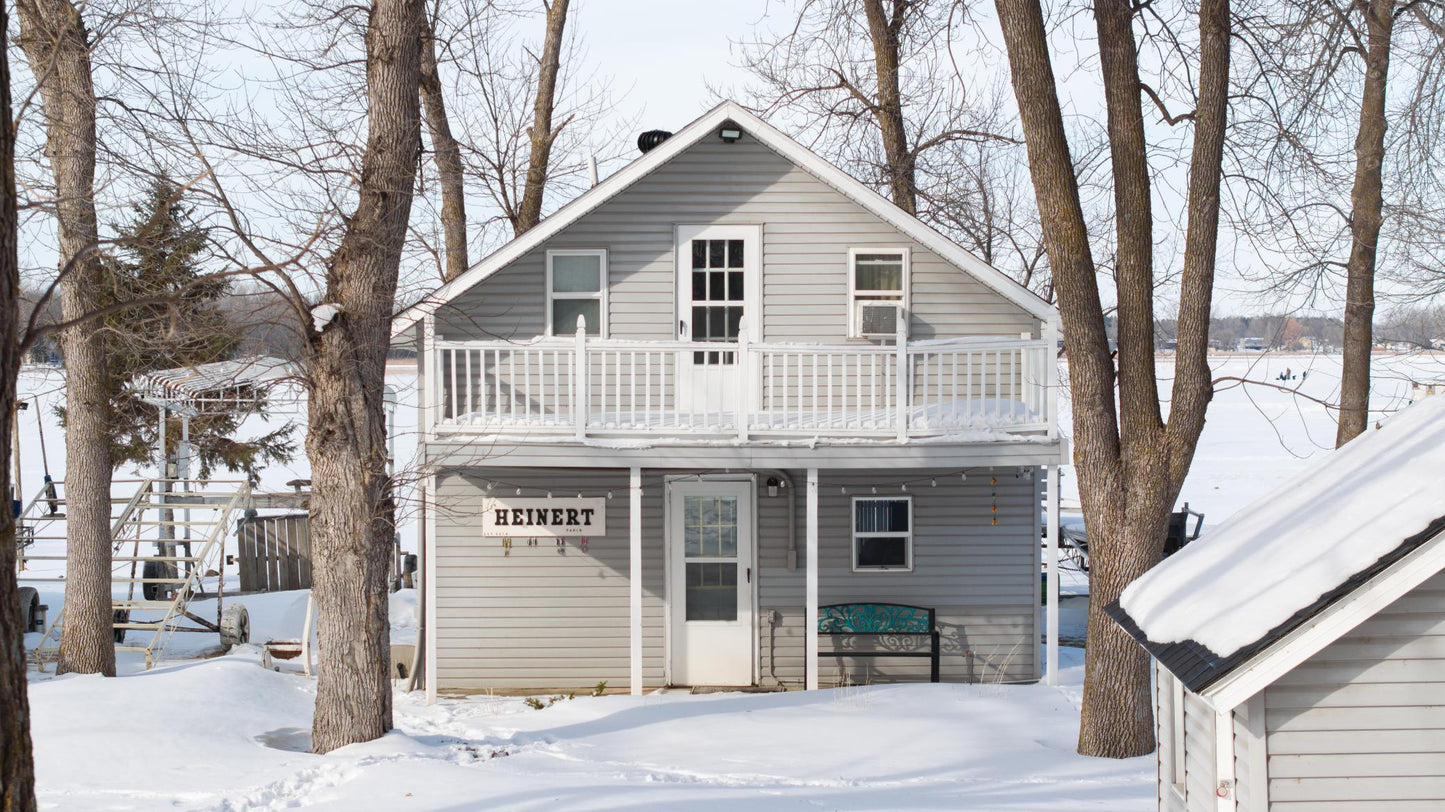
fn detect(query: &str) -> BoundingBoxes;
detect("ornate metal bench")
[818,602,940,683]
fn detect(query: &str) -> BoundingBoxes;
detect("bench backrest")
[818,603,934,634]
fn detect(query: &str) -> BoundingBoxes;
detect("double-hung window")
[547,249,608,337]
[848,248,909,338]
[852,496,913,571]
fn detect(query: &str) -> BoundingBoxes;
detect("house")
[392,101,1066,698]
[1107,394,1445,811]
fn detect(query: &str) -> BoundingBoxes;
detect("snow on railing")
[431,319,1052,441]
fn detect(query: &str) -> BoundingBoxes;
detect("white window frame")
[847,247,910,339]
[851,495,913,572]
[546,249,609,338]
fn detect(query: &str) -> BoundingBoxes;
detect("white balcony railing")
[428,321,1054,442]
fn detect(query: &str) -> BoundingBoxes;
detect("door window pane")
[552,254,602,292]
[684,496,739,557]
[552,299,600,335]
[686,562,738,621]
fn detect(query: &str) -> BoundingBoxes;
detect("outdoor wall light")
[766,476,781,497]
[719,126,742,143]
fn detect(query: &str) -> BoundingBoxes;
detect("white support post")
[629,467,643,696]
[805,468,819,691]
[736,321,750,442]
[422,315,437,439]
[895,315,909,442]
[424,473,438,705]
[1213,708,1237,810]
[574,316,588,441]
[1045,317,1059,441]
[1045,464,1060,686]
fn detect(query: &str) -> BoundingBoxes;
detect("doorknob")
[746,567,751,584]
[679,320,688,338]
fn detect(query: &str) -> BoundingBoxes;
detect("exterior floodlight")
[719,126,742,143]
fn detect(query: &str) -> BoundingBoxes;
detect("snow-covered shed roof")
[1108,394,1445,709]
[391,100,1055,340]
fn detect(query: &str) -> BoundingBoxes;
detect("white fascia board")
[1202,527,1445,712]
[391,102,740,338]
[392,100,1056,338]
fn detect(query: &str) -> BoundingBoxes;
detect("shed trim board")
[392,101,1054,341]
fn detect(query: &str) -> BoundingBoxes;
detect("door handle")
[679,320,688,338]
[746,567,751,584]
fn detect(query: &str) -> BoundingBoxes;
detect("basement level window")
[547,249,608,337]
[852,496,912,571]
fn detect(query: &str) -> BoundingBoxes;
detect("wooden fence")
[236,512,312,592]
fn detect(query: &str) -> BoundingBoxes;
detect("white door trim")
[665,475,758,686]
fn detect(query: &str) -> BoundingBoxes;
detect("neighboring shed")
[1107,394,1445,811]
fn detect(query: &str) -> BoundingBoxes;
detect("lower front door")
[668,479,755,686]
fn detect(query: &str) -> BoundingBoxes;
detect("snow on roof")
[1119,393,1445,659]
[131,356,295,406]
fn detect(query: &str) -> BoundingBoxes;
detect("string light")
[930,478,937,487]
[840,486,848,495]
[515,487,522,496]
[607,491,614,500]
[961,472,968,482]
[871,486,877,494]
[546,491,553,499]
[900,483,908,492]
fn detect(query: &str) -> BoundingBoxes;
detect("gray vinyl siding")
[1183,691,1217,812]
[434,134,1037,344]
[758,468,1038,686]
[432,468,667,692]
[431,466,1039,691]
[1156,665,1228,812]
[1235,695,1269,812]
[1262,570,1445,810]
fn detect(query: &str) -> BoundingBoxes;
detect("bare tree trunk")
[0,6,38,807]
[861,0,915,214]
[512,0,569,235]
[996,0,1230,758]
[307,0,422,755]
[419,13,468,282]
[1336,0,1395,447]
[16,0,115,678]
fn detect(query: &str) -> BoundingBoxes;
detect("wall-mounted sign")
[482,497,606,538]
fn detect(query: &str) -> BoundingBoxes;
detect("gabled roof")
[1108,394,1445,710]
[392,101,1054,339]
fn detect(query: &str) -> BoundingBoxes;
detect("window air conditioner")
[856,301,904,338]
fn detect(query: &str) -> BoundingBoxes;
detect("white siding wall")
[431,466,1039,691]
[434,134,1037,344]
[1263,570,1445,810]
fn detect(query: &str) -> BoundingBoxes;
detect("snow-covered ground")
[30,643,1152,811]
[18,350,1445,810]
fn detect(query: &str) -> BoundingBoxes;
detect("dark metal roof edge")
[1107,513,1445,694]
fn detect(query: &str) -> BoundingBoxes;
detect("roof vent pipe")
[587,155,598,187]
[637,130,672,154]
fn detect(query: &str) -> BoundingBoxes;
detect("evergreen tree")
[62,179,293,482]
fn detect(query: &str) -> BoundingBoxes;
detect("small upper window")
[547,250,608,337]
[849,248,909,338]
[852,496,912,571]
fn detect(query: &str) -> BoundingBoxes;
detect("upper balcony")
[425,322,1056,444]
